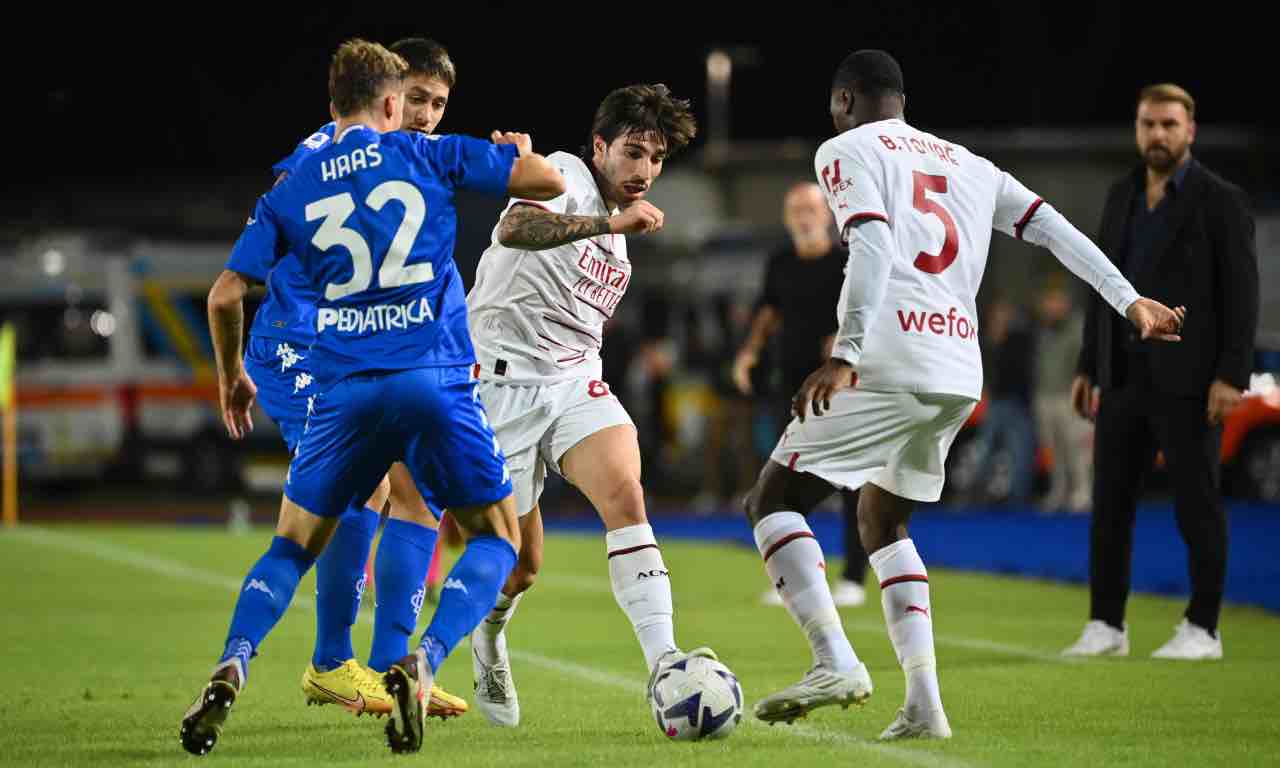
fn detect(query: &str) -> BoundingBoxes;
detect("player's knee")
[601,475,646,528]
[507,558,539,595]
[856,509,902,554]
[453,500,522,553]
[742,474,783,526]
[742,486,763,525]
[365,475,391,512]
[388,500,437,528]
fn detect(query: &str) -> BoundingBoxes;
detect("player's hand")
[1070,374,1099,422]
[490,131,533,156]
[220,368,257,440]
[792,358,856,422]
[732,349,758,395]
[1207,378,1242,426]
[1125,297,1185,342]
[609,200,664,235]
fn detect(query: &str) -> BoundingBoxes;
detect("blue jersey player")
[216,37,469,723]
[180,38,564,756]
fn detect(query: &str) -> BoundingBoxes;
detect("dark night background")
[10,6,1269,187]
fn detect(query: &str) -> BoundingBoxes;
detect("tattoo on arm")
[497,204,611,250]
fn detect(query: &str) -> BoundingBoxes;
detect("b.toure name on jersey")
[316,296,435,334]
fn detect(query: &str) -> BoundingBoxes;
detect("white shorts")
[770,389,977,502]
[478,376,633,515]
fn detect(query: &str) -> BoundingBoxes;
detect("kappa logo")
[443,578,468,594]
[276,343,306,371]
[410,586,426,617]
[245,579,275,598]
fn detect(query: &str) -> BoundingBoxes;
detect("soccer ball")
[649,655,743,741]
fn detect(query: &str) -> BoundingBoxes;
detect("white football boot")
[471,633,520,727]
[1061,620,1129,657]
[1151,619,1222,660]
[753,663,873,724]
[879,707,953,740]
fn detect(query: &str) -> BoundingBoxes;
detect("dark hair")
[329,38,408,116]
[585,84,697,158]
[832,49,904,99]
[389,37,457,88]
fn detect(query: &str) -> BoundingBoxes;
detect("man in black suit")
[1063,84,1258,660]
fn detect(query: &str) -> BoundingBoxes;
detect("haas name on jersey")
[321,144,383,182]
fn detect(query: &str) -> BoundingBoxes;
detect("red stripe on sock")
[787,452,799,470]
[607,543,659,559]
[879,574,929,589]
[763,531,815,562]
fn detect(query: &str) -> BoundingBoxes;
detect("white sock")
[869,538,942,716]
[606,524,677,671]
[473,591,522,666]
[753,512,860,673]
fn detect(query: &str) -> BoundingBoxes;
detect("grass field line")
[11,525,969,768]
[540,570,1072,664]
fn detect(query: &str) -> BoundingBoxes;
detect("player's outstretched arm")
[491,131,565,201]
[207,269,257,439]
[496,201,664,251]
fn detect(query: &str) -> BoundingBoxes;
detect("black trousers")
[1089,384,1227,632]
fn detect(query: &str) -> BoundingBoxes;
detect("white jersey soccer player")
[744,50,1184,740]
[464,85,718,727]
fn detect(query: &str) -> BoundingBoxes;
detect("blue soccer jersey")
[227,123,336,350]
[228,125,517,390]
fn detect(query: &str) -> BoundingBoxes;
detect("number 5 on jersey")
[912,171,959,274]
[306,180,434,301]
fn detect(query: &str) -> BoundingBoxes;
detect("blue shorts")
[285,365,512,518]
[244,336,315,454]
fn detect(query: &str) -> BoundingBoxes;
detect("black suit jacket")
[1077,161,1258,396]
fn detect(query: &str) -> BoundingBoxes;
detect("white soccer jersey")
[467,151,628,383]
[816,118,1134,400]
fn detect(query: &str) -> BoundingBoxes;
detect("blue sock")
[418,535,516,674]
[368,518,438,672]
[221,536,316,682]
[311,504,379,671]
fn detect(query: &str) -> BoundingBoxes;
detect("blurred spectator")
[1033,284,1091,513]
[731,182,868,607]
[970,299,1036,504]
[692,294,760,514]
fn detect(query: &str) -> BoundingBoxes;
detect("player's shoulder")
[547,150,589,177]
[817,126,882,165]
[545,151,594,193]
[300,122,337,150]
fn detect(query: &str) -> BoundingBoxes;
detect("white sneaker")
[1151,619,1222,660]
[831,579,867,607]
[1061,620,1129,657]
[471,634,520,726]
[761,587,784,606]
[753,664,873,724]
[879,707,952,740]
